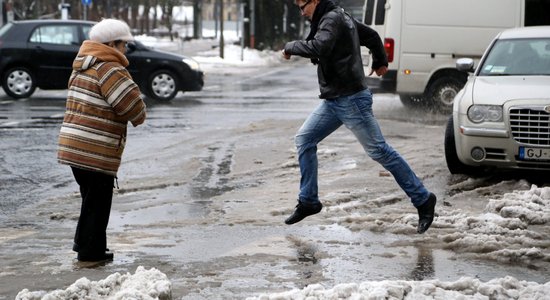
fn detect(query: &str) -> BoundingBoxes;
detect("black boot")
[77,251,114,262]
[417,193,436,234]
[285,201,323,225]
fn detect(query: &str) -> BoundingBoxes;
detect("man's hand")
[282,49,291,60]
[369,66,388,77]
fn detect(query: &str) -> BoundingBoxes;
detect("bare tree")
[159,0,183,41]
[193,0,202,39]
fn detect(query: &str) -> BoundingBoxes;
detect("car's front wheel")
[2,67,36,99]
[146,70,178,101]
[444,117,483,175]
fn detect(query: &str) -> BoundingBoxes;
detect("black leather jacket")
[284,7,388,99]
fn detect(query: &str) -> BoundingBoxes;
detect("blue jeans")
[295,89,430,207]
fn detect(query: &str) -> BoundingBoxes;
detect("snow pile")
[437,185,550,263]
[329,184,550,264]
[15,266,171,300]
[486,184,550,225]
[247,276,550,300]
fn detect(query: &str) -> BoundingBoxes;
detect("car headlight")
[182,58,200,71]
[467,105,503,123]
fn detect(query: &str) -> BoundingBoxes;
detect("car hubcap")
[151,73,175,99]
[7,70,32,96]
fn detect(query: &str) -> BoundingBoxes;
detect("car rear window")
[29,25,79,45]
[82,25,92,40]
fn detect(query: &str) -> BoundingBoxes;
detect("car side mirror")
[456,58,475,73]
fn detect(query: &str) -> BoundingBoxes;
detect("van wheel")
[427,77,464,113]
[444,117,482,175]
[2,67,36,99]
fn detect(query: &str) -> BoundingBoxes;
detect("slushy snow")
[16,185,550,299]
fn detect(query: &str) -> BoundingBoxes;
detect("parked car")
[0,19,203,101]
[445,26,550,174]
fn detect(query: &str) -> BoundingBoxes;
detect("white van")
[361,0,550,112]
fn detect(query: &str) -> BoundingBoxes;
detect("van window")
[525,0,550,26]
[374,0,386,25]
[363,0,375,24]
[404,0,518,27]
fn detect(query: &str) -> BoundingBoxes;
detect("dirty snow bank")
[436,184,550,264]
[333,184,550,264]
[247,276,550,300]
[15,266,171,300]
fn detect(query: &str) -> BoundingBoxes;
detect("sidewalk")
[136,35,225,58]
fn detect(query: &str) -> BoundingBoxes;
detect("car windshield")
[479,38,550,76]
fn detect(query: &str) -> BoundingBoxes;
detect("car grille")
[509,108,550,146]
[485,148,506,160]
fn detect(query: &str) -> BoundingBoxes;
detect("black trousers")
[71,167,114,256]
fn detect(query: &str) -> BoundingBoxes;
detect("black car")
[0,19,204,101]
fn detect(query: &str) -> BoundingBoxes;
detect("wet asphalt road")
[1,61,549,299]
[0,62,446,221]
[0,63,317,219]
[0,62,331,298]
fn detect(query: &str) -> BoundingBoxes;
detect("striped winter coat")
[58,40,146,176]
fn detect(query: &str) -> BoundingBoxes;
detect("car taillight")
[384,38,394,63]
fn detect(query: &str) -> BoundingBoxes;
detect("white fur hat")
[89,18,134,43]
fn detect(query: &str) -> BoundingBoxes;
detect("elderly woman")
[58,18,146,262]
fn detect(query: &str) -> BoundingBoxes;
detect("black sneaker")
[417,193,437,234]
[77,251,114,262]
[285,201,323,225]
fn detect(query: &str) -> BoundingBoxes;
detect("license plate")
[519,147,550,161]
